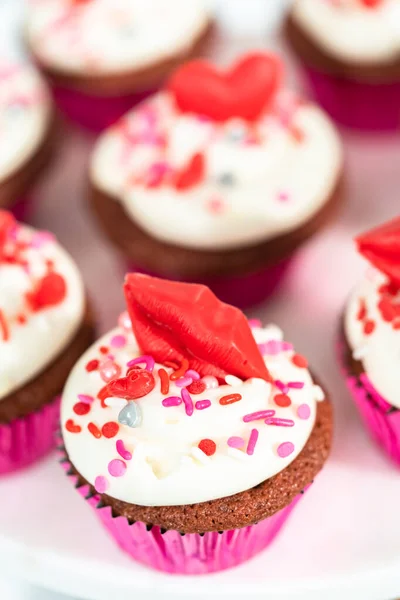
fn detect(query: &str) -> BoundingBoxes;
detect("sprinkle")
[0,310,9,341]
[85,359,99,372]
[291,354,308,369]
[73,402,91,416]
[104,397,127,408]
[288,381,304,389]
[165,361,179,369]
[162,396,182,407]
[99,346,109,355]
[363,320,375,335]
[227,436,245,449]
[108,459,127,477]
[118,402,142,427]
[187,380,206,395]
[258,340,293,355]
[297,404,311,420]
[195,399,211,410]
[274,393,292,407]
[175,376,193,388]
[277,442,295,458]
[118,311,131,331]
[116,439,132,461]
[246,429,259,455]
[191,446,210,464]
[77,394,94,404]
[275,380,289,394]
[228,447,249,461]
[65,419,81,433]
[243,410,275,422]
[378,298,396,322]
[219,393,242,406]
[248,318,262,328]
[225,375,243,386]
[265,418,295,427]
[99,359,121,383]
[94,476,109,494]
[201,375,219,389]
[186,369,200,380]
[102,422,119,438]
[181,388,194,416]
[127,355,155,372]
[158,368,169,395]
[198,439,216,456]
[170,359,189,381]
[110,334,127,348]
[88,422,101,438]
[313,385,325,402]
[277,191,289,202]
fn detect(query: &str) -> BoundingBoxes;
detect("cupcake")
[25,0,213,131]
[340,217,400,464]
[286,0,400,131]
[89,52,343,309]
[0,211,95,474]
[0,59,55,218]
[60,273,332,574]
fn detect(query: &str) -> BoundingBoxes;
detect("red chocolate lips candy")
[124,274,272,382]
[357,217,400,287]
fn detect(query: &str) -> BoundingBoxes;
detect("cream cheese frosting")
[90,90,342,251]
[61,319,325,507]
[26,0,210,76]
[0,218,85,400]
[0,59,51,184]
[344,270,400,409]
[291,0,400,64]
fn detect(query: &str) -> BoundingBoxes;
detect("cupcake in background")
[0,59,55,219]
[339,217,400,465]
[0,211,95,474]
[286,0,400,131]
[60,273,332,574]
[25,0,213,132]
[89,52,343,309]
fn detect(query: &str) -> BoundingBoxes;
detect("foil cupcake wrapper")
[60,447,308,574]
[0,395,60,475]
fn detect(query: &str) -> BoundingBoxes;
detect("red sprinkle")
[0,309,9,341]
[378,299,396,322]
[357,299,367,321]
[158,368,170,395]
[65,419,81,434]
[292,354,308,369]
[16,314,26,324]
[86,359,99,372]
[99,346,109,354]
[219,393,242,405]
[393,320,400,330]
[102,422,119,439]
[73,402,91,416]
[187,380,206,395]
[364,320,375,335]
[88,422,102,439]
[170,359,189,381]
[274,393,292,407]
[198,439,216,456]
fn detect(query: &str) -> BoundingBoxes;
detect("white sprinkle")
[227,447,249,461]
[191,447,210,465]
[313,385,325,402]
[180,456,195,467]
[250,378,271,390]
[104,397,128,408]
[353,346,368,360]
[225,375,243,386]
[265,324,284,341]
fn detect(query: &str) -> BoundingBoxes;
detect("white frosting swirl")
[0,223,85,400]
[291,0,400,64]
[345,270,400,409]
[0,59,51,184]
[26,0,210,76]
[90,91,342,250]
[61,322,324,506]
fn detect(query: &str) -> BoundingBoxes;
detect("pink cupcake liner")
[128,257,293,310]
[338,338,400,465]
[51,85,157,132]
[0,395,60,475]
[60,450,308,574]
[301,65,400,132]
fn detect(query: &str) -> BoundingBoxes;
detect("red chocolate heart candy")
[98,369,155,402]
[356,217,400,287]
[168,52,283,123]
[124,274,272,383]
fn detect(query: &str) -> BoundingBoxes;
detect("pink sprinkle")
[175,376,193,388]
[77,394,94,405]
[243,410,275,423]
[246,429,259,455]
[277,191,290,202]
[265,418,295,427]
[118,311,131,332]
[108,459,127,477]
[110,335,127,348]
[94,475,109,494]
[275,380,289,394]
[181,388,194,417]
[186,369,200,380]
[116,439,132,461]
[127,355,155,372]
[195,399,211,410]
[288,381,304,389]
[99,359,121,383]
[30,231,55,249]
[227,436,245,449]
[162,396,182,407]
[248,318,262,328]
[277,442,295,458]
[202,376,219,389]
[258,341,294,356]
[297,404,311,420]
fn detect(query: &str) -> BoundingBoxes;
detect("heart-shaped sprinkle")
[98,368,155,402]
[118,401,142,428]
